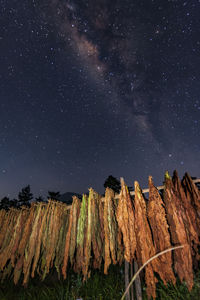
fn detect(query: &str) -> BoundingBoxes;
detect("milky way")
[40,0,200,144]
[40,0,166,134]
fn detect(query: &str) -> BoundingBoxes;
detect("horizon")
[1,168,199,200]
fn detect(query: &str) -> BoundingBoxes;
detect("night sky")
[1,0,200,198]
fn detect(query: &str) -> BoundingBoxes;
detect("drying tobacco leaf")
[90,195,100,269]
[99,196,105,242]
[11,208,28,267]
[0,209,6,233]
[76,194,88,272]
[173,171,200,265]
[0,208,19,270]
[40,201,53,279]
[23,203,42,286]
[134,181,157,300]
[0,170,198,288]
[69,196,80,267]
[163,171,193,291]
[62,196,80,279]
[13,206,35,284]
[0,210,10,249]
[44,202,58,276]
[83,188,93,280]
[52,202,67,272]
[88,191,102,270]
[182,173,200,219]
[106,189,117,265]
[103,189,112,274]
[116,178,136,263]
[0,208,17,254]
[147,176,176,285]
[55,207,70,278]
[103,188,118,274]
[116,225,124,265]
[31,203,49,278]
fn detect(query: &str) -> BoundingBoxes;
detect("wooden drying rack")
[64,178,200,210]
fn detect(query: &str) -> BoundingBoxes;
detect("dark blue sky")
[0,0,200,198]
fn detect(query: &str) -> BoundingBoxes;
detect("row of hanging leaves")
[0,171,200,299]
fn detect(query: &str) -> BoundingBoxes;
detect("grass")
[0,264,124,300]
[155,271,200,300]
[0,264,200,299]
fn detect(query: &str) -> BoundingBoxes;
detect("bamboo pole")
[128,178,200,197]
[121,246,184,300]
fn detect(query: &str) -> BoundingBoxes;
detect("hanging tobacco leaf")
[103,189,112,274]
[173,171,200,265]
[0,208,19,270]
[76,194,88,273]
[13,206,35,284]
[116,178,136,263]
[103,188,118,274]
[91,191,103,270]
[134,181,157,299]
[69,196,80,267]
[182,172,200,219]
[31,203,49,278]
[11,208,28,267]
[54,206,70,278]
[23,203,42,285]
[62,196,80,279]
[163,171,193,291]
[147,176,176,285]
[82,188,93,280]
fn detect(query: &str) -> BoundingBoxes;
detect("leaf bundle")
[116,179,136,263]
[134,181,157,299]
[163,172,194,291]
[147,176,176,285]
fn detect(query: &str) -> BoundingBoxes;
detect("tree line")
[0,185,61,210]
[0,175,122,210]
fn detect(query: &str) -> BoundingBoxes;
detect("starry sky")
[0,0,200,198]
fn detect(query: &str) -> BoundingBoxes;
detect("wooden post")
[134,261,142,300]
[130,262,134,300]
[125,260,130,300]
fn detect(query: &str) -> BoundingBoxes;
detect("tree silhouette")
[35,196,45,202]
[0,197,10,210]
[9,198,18,208]
[18,185,33,207]
[48,191,61,201]
[104,175,121,193]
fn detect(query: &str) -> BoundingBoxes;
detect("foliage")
[104,175,121,193]
[35,196,45,202]
[0,197,10,210]
[48,191,61,201]
[0,264,124,300]
[18,185,33,206]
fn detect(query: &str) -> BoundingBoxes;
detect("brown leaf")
[116,179,136,263]
[134,181,157,299]
[147,176,176,285]
[163,172,193,291]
